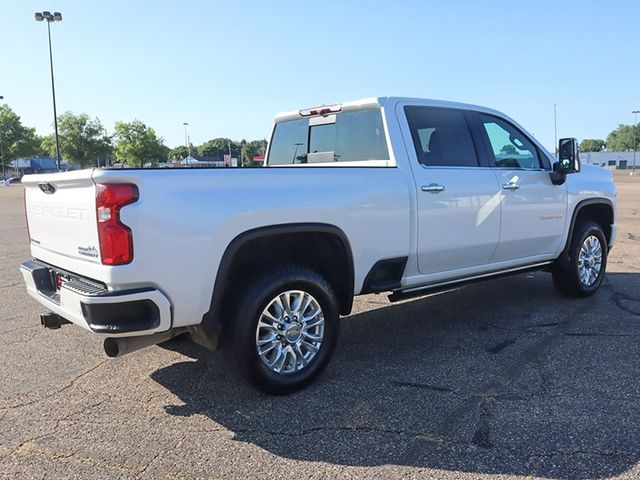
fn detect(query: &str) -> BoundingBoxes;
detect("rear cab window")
[266,109,391,166]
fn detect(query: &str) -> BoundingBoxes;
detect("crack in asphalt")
[390,284,640,464]
[397,319,574,465]
[475,321,549,336]
[486,338,517,354]
[566,331,640,337]
[4,442,140,475]
[0,318,33,335]
[0,359,109,411]
[5,413,639,464]
[471,401,493,448]
[226,425,637,461]
[137,450,162,476]
[611,292,640,316]
[495,445,637,460]
[390,381,454,393]
[4,410,187,477]
[230,424,438,439]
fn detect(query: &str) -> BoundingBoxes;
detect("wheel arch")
[189,223,355,350]
[561,198,615,259]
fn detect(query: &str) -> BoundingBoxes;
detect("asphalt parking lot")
[2,175,640,480]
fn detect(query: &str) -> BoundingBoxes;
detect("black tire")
[227,265,339,394]
[552,221,608,298]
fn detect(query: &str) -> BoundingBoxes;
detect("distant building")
[10,156,68,176]
[580,151,638,170]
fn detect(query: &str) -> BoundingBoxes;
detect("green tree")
[113,120,168,166]
[197,137,236,160]
[0,104,42,172]
[31,134,49,157]
[40,134,57,158]
[41,112,111,167]
[168,145,189,161]
[195,138,267,165]
[579,139,606,152]
[241,139,268,165]
[606,124,640,151]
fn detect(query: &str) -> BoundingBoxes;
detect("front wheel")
[552,221,608,297]
[228,265,339,394]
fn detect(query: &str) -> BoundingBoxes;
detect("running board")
[388,262,553,303]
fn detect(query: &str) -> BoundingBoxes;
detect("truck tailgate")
[22,170,101,264]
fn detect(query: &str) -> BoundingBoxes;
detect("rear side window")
[267,109,389,165]
[268,120,308,165]
[404,106,478,167]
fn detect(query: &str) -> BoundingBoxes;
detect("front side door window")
[478,114,542,169]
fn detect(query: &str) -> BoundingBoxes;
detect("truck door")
[472,112,567,262]
[401,105,502,275]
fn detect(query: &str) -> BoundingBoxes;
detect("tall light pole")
[554,103,558,155]
[633,110,639,175]
[35,11,62,172]
[0,95,4,181]
[183,122,190,166]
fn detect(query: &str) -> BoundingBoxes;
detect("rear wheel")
[228,265,339,394]
[552,221,607,297]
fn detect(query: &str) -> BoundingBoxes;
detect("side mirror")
[557,137,581,174]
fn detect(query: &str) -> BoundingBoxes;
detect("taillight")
[95,183,138,265]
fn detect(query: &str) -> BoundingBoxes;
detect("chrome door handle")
[502,182,520,191]
[421,183,445,193]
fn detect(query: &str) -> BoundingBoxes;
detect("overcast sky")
[2,0,639,151]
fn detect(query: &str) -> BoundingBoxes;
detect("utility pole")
[633,110,639,176]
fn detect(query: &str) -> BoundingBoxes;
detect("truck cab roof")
[273,96,508,123]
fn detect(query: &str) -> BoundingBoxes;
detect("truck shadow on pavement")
[153,271,640,479]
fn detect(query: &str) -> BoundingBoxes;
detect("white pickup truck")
[20,97,617,393]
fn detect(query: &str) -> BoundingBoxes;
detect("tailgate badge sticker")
[78,246,99,258]
[38,182,56,194]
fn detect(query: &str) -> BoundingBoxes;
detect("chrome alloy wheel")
[255,290,325,374]
[578,235,603,287]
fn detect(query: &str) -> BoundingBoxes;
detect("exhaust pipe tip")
[104,328,187,358]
